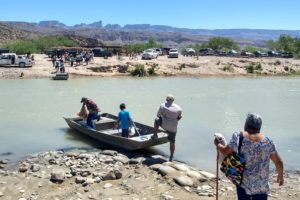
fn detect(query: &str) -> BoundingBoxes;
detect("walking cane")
[216,151,219,200]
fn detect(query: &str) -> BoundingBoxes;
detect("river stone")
[75,177,87,184]
[50,171,65,183]
[0,165,3,169]
[198,171,216,179]
[0,159,8,164]
[158,165,176,176]
[162,194,174,200]
[101,150,118,156]
[129,157,145,165]
[113,156,129,164]
[187,170,207,182]
[104,183,113,189]
[174,175,193,186]
[65,151,80,157]
[150,164,163,170]
[30,164,41,172]
[104,158,115,164]
[19,162,29,173]
[103,171,116,180]
[172,163,190,171]
[0,192,3,197]
[114,169,122,179]
[78,153,92,160]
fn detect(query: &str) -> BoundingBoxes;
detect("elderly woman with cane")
[214,113,284,200]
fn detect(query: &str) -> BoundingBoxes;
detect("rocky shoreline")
[0,148,299,200]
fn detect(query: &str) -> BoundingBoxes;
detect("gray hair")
[244,113,262,134]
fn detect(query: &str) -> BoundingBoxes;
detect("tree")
[207,37,238,50]
[277,35,295,52]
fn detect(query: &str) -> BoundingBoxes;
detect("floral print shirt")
[228,132,276,195]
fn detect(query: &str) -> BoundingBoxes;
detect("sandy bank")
[1,54,300,79]
[0,148,299,200]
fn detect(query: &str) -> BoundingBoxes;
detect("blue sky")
[1,0,299,30]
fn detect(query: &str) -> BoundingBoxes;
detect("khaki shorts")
[155,117,177,143]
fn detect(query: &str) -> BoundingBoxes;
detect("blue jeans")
[122,129,129,138]
[86,112,99,129]
[237,186,268,200]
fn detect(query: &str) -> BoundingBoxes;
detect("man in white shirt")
[153,94,182,161]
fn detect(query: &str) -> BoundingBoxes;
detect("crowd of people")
[51,51,94,72]
[77,95,284,200]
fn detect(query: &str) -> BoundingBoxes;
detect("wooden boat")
[52,73,69,80]
[64,113,169,150]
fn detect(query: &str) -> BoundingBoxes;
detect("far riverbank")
[1,54,300,78]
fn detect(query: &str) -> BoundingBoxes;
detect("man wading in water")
[152,94,182,161]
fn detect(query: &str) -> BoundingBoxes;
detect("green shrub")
[246,64,255,73]
[223,64,234,72]
[5,36,77,54]
[274,60,281,66]
[131,64,146,77]
[147,63,158,76]
[179,64,186,70]
[256,63,262,71]
[284,66,289,71]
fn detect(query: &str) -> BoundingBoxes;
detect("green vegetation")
[179,64,186,70]
[223,64,235,72]
[131,64,146,77]
[246,63,263,74]
[207,37,239,51]
[267,34,300,58]
[5,36,77,54]
[147,63,158,76]
[284,66,289,71]
[125,39,163,54]
[243,46,260,53]
[274,60,281,65]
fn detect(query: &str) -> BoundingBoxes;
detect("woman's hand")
[277,173,284,186]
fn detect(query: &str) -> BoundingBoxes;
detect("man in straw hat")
[153,94,182,161]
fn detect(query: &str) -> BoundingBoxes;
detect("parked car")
[267,51,280,57]
[168,49,179,58]
[215,49,226,56]
[183,48,196,56]
[142,49,158,59]
[154,48,163,56]
[199,48,215,56]
[254,51,268,57]
[92,48,113,57]
[241,51,254,57]
[227,50,239,57]
[68,49,81,57]
[279,51,293,58]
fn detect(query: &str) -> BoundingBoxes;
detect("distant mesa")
[1,20,300,47]
[39,20,66,28]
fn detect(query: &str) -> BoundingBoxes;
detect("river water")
[0,76,299,171]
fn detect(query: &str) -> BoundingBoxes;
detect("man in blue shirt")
[117,103,133,138]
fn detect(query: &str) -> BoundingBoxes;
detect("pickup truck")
[0,53,32,67]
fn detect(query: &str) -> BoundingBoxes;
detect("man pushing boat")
[152,94,182,161]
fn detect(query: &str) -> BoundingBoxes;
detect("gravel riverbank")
[0,148,299,200]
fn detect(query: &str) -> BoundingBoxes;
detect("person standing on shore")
[214,113,284,200]
[80,97,101,129]
[152,94,182,161]
[116,103,134,138]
